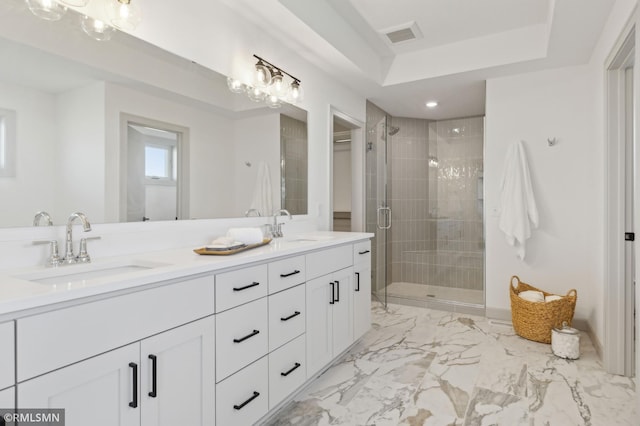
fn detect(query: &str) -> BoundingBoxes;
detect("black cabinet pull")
[358,250,371,255]
[233,329,260,343]
[233,281,260,292]
[281,362,301,377]
[355,272,360,292]
[281,311,301,321]
[233,391,260,410]
[148,355,157,398]
[335,280,340,302]
[280,270,301,278]
[129,362,138,408]
[329,282,335,304]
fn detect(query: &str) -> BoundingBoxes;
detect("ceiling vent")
[381,21,423,45]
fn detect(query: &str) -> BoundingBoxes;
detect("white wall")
[233,114,281,216]
[55,83,106,223]
[333,143,352,212]
[485,0,638,350]
[0,81,57,227]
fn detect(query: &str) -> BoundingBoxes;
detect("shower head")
[388,126,400,136]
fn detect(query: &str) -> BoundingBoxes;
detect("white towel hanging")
[250,161,273,216]
[498,140,539,260]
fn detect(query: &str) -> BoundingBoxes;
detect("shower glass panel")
[385,116,484,306]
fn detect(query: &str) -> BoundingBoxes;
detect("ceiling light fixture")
[25,0,140,41]
[426,101,438,108]
[227,54,303,108]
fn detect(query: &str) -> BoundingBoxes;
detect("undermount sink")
[14,260,169,286]
[284,234,335,243]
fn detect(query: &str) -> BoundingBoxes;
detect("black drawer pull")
[281,311,301,321]
[233,329,260,343]
[355,272,360,292]
[233,281,260,292]
[233,391,260,410]
[329,282,335,304]
[335,280,340,302]
[280,269,301,278]
[281,362,301,377]
[129,362,138,408]
[148,354,157,398]
[358,250,370,255]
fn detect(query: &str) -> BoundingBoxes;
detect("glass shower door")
[368,116,390,307]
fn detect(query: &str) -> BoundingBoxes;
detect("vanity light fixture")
[25,0,67,21]
[81,15,115,41]
[25,0,139,41]
[105,0,142,31]
[227,55,303,108]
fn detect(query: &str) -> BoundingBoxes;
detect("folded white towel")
[226,227,264,245]
[545,295,563,302]
[519,290,545,303]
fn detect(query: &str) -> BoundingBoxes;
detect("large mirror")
[0,1,308,228]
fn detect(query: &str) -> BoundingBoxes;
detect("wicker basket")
[509,275,577,344]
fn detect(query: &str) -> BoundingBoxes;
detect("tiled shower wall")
[390,116,484,291]
[281,114,308,215]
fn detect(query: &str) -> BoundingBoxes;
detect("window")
[0,108,16,177]
[144,139,177,183]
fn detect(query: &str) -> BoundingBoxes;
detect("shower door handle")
[377,206,391,230]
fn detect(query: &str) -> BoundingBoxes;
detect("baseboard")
[585,321,604,361]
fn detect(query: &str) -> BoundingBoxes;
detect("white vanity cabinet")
[353,240,372,341]
[305,267,354,379]
[0,321,14,391]
[18,316,215,426]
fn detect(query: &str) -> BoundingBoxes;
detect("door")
[305,275,333,378]
[18,344,139,426]
[367,115,390,307]
[331,268,354,355]
[140,316,215,426]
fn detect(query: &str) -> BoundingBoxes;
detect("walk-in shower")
[366,101,484,312]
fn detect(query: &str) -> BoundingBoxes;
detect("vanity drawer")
[268,255,306,294]
[306,244,353,280]
[353,240,371,266]
[216,356,268,426]
[215,264,268,312]
[268,284,305,351]
[17,275,215,382]
[216,298,268,382]
[269,334,306,410]
[0,321,14,390]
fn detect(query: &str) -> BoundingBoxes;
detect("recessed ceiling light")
[426,101,438,108]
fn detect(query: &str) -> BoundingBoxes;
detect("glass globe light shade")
[106,0,142,31]
[269,71,289,98]
[246,86,267,102]
[26,0,67,21]
[58,0,90,6]
[287,80,304,103]
[81,15,115,41]
[254,60,271,88]
[226,77,245,94]
[265,94,282,109]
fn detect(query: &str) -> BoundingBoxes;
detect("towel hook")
[547,137,557,147]
[245,161,252,167]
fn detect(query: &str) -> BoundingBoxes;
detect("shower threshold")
[384,282,484,314]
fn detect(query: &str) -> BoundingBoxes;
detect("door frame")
[329,106,365,231]
[119,113,190,222]
[604,19,636,376]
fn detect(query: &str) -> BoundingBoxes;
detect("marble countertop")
[0,231,372,319]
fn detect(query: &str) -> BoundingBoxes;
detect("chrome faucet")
[33,211,53,226]
[271,209,292,238]
[62,212,92,264]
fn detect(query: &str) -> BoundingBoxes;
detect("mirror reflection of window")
[145,143,176,181]
[0,108,16,177]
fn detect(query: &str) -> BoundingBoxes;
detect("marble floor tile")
[264,303,637,426]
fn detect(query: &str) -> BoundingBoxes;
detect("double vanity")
[0,232,372,425]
